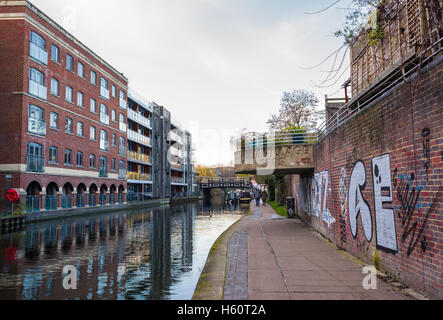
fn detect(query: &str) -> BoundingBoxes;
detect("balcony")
[119,122,127,133]
[99,166,108,177]
[170,146,183,158]
[118,169,127,180]
[128,109,151,128]
[100,86,110,100]
[127,171,152,182]
[171,163,184,172]
[119,97,127,110]
[30,42,48,65]
[28,118,46,136]
[29,80,47,100]
[127,151,150,163]
[169,131,183,144]
[127,130,151,147]
[171,176,186,185]
[27,155,45,173]
[100,140,109,152]
[100,112,110,125]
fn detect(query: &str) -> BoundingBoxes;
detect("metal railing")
[235,129,318,152]
[171,176,186,184]
[127,130,151,146]
[27,155,45,173]
[25,196,40,213]
[100,86,110,100]
[127,171,152,181]
[317,37,443,142]
[127,192,153,202]
[45,195,57,211]
[99,167,108,178]
[100,139,109,152]
[127,151,150,163]
[76,194,86,208]
[128,109,151,128]
[100,112,110,125]
[118,169,127,180]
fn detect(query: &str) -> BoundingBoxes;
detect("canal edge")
[192,209,251,300]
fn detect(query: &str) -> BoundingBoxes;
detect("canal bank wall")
[1,197,201,229]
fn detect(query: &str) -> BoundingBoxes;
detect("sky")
[32,0,353,166]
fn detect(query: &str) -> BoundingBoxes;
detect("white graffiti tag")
[349,161,373,241]
[312,170,335,228]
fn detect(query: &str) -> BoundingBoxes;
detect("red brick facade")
[292,57,443,299]
[0,2,128,202]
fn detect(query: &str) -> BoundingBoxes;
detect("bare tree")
[267,90,324,131]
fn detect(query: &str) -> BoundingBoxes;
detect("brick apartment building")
[0,1,129,212]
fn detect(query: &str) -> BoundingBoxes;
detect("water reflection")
[0,201,249,300]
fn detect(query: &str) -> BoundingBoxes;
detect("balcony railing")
[127,172,152,182]
[30,42,48,65]
[171,176,186,184]
[127,130,151,146]
[28,118,46,136]
[100,140,109,152]
[99,166,108,177]
[100,112,110,125]
[100,86,110,100]
[171,163,184,171]
[26,155,45,173]
[128,109,151,128]
[127,151,150,163]
[127,192,153,202]
[29,80,47,100]
[169,131,183,144]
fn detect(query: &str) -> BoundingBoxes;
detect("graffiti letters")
[349,161,373,242]
[339,168,348,245]
[312,170,335,228]
[372,155,398,253]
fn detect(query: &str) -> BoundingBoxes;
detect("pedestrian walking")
[254,188,261,206]
[261,189,268,206]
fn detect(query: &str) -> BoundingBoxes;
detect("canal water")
[0,200,250,300]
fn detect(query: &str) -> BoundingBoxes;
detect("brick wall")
[293,56,443,299]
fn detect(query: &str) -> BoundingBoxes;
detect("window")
[99,157,108,177]
[111,158,116,171]
[100,77,109,99]
[112,110,116,122]
[90,154,96,168]
[65,149,72,165]
[77,152,83,167]
[112,85,116,97]
[119,137,126,155]
[100,104,109,125]
[51,44,59,63]
[65,117,73,134]
[29,68,46,99]
[100,130,108,151]
[65,86,73,103]
[119,114,126,123]
[77,122,84,137]
[112,134,117,147]
[50,78,59,96]
[50,112,58,129]
[49,146,58,163]
[119,90,126,109]
[77,91,84,107]
[78,62,84,78]
[90,98,96,113]
[30,31,47,65]
[119,160,126,170]
[66,54,74,71]
[90,126,96,140]
[28,104,46,136]
[90,70,96,85]
[27,143,44,173]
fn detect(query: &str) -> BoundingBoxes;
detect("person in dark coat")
[261,189,268,206]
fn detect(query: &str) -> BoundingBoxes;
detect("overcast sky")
[32,0,352,166]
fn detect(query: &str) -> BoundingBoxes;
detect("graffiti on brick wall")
[348,155,398,252]
[349,161,373,242]
[339,168,348,245]
[372,154,398,253]
[312,170,335,228]
[422,128,431,180]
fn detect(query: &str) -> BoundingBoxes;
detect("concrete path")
[223,203,411,300]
